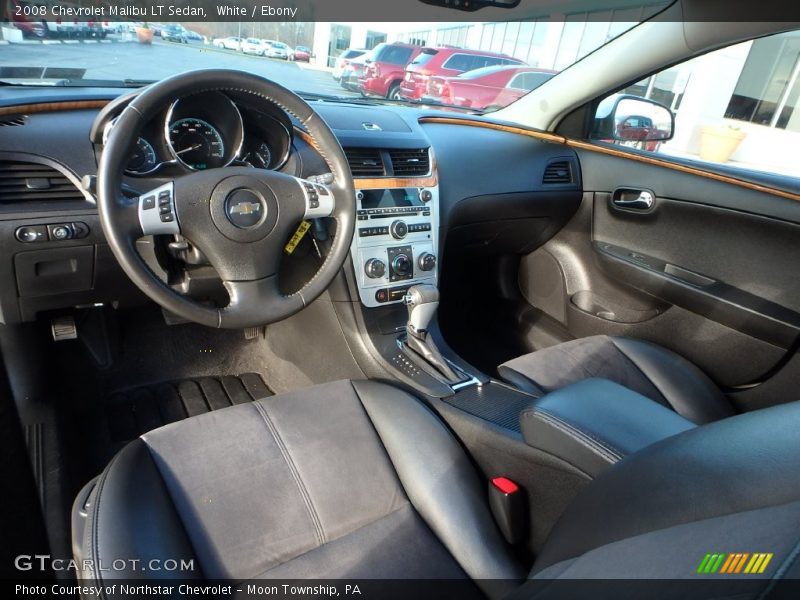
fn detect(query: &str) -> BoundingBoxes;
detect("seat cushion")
[75,380,522,597]
[498,335,734,424]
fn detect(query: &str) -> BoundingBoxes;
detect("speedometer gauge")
[168,118,225,170]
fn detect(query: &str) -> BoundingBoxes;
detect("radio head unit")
[351,185,439,308]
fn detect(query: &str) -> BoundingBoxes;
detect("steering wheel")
[97,70,355,328]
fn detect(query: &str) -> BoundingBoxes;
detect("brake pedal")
[51,316,77,341]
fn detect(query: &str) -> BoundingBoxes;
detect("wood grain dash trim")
[566,139,800,202]
[353,174,437,189]
[0,100,110,117]
[419,116,567,144]
[418,115,800,203]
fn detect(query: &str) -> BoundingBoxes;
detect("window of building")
[725,34,800,131]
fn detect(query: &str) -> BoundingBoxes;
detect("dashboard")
[0,84,582,325]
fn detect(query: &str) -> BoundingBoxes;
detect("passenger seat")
[498,335,734,424]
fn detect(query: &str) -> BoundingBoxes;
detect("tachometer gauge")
[127,138,158,174]
[168,118,225,170]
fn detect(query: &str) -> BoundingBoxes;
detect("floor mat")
[105,372,272,444]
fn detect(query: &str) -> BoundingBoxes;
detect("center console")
[350,185,439,307]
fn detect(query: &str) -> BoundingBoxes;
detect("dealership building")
[310,9,798,176]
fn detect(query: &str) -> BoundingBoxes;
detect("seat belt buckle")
[488,476,527,545]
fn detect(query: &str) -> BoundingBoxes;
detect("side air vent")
[542,160,573,184]
[344,147,385,177]
[388,148,430,177]
[0,160,85,203]
[0,115,27,127]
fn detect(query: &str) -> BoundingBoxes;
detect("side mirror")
[592,95,674,143]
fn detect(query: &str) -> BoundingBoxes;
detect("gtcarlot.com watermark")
[14,554,195,573]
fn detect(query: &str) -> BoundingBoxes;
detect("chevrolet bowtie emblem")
[230,201,261,216]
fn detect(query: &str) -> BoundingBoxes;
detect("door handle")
[612,189,655,212]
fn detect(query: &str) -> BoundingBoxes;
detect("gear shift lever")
[403,284,462,383]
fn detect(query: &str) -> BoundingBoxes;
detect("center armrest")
[519,378,695,478]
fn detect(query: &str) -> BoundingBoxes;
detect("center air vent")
[542,160,573,184]
[0,115,27,127]
[344,148,385,177]
[388,148,430,177]
[0,160,85,203]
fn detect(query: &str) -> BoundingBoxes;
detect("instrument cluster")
[102,90,292,176]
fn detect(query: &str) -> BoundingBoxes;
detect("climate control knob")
[391,253,412,277]
[390,220,408,239]
[417,252,437,272]
[364,258,386,279]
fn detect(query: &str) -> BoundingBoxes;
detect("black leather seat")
[74,379,800,596]
[498,335,734,424]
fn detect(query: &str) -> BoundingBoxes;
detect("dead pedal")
[243,326,263,340]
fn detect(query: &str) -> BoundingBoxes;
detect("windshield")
[0,11,652,112]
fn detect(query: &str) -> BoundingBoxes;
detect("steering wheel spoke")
[136,181,181,236]
[220,276,304,329]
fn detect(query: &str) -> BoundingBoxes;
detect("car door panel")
[517,149,800,397]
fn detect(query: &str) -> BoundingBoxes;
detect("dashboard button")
[48,224,73,241]
[16,225,48,243]
[71,222,90,239]
[390,220,408,239]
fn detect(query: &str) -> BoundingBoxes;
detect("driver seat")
[72,380,523,596]
[73,380,800,596]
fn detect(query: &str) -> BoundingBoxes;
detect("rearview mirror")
[592,95,674,143]
[418,0,521,11]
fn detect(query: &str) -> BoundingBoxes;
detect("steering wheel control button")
[225,189,265,229]
[390,220,408,239]
[297,177,334,219]
[48,224,73,241]
[15,225,48,243]
[139,182,179,236]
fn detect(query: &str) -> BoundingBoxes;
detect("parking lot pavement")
[0,39,358,98]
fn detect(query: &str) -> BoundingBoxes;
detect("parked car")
[332,48,367,80]
[161,25,188,44]
[340,54,369,92]
[212,36,242,50]
[425,65,557,110]
[263,40,290,60]
[241,38,269,56]
[10,17,45,38]
[291,46,313,62]
[184,29,203,42]
[359,42,425,99]
[400,47,525,101]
